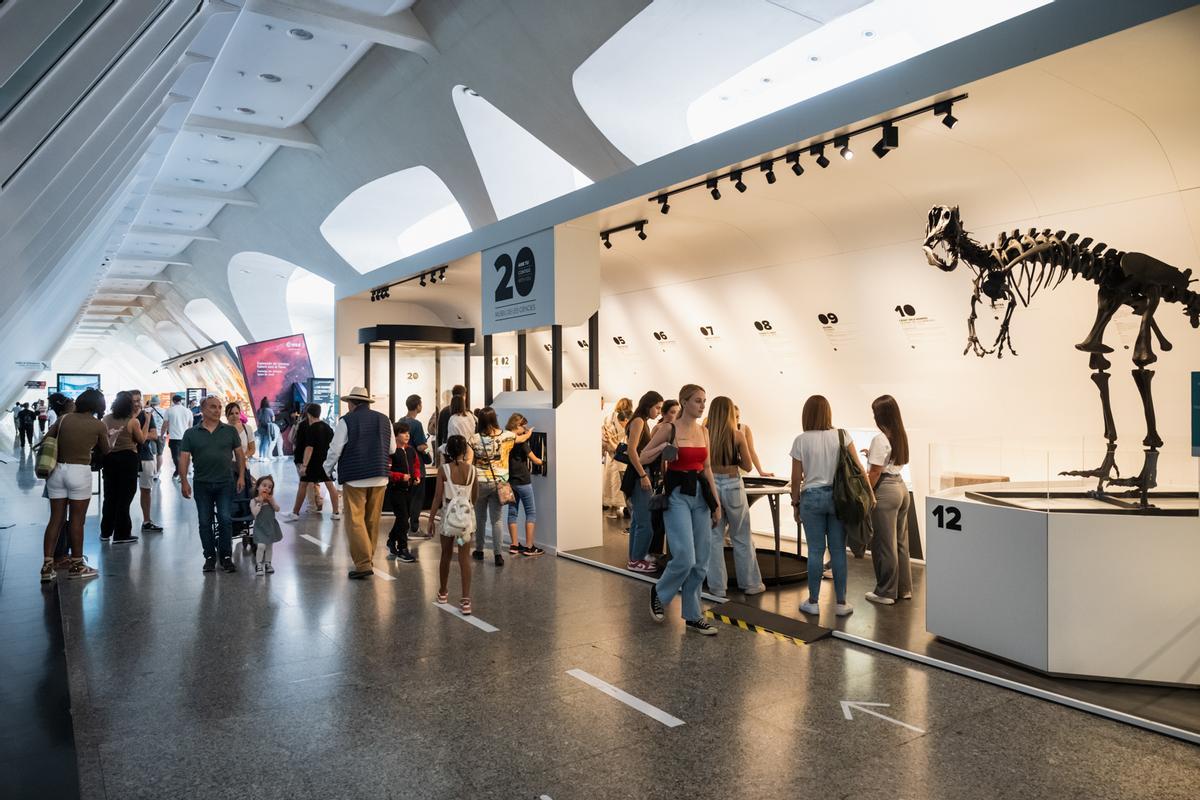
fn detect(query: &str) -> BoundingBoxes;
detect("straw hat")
[339,386,374,403]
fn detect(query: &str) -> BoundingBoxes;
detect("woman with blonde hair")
[646,384,721,635]
[602,397,633,519]
[705,397,765,597]
[789,394,872,618]
[865,395,912,606]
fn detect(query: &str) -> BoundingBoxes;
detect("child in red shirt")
[386,421,422,563]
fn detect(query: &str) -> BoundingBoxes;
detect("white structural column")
[244,0,437,61]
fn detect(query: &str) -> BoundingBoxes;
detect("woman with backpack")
[864,395,912,607]
[789,395,873,618]
[426,435,477,615]
[468,407,533,565]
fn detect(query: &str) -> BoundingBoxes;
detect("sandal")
[460,597,472,616]
[436,591,448,604]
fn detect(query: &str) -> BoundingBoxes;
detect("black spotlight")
[934,100,957,129]
[811,144,830,169]
[707,178,721,200]
[786,151,804,176]
[439,267,447,281]
[636,222,647,241]
[834,135,853,160]
[760,161,776,184]
[732,170,746,193]
[428,272,438,284]
[658,195,670,215]
[872,123,899,158]
[419,273,427,287]
[602,233,612,249]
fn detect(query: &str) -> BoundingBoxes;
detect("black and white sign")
[482,228,555,335]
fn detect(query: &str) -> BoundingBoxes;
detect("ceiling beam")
[128,224,219,242]
[93,292,158,300]
[149,184,259,207]
[102,276,174,284]
[110,256,192,268]
[182,115,322,151]
[244,0,437,60]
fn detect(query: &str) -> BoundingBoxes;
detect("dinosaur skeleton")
[922,205,1200,508]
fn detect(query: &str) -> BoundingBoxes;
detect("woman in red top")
[643,384,722,635]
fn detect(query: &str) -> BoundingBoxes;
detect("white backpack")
[441,463,476,542]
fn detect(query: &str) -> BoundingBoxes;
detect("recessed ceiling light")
[259,73,281,83]
[189,178,205,183]
[809,55,820,62]
[288,28,313,40]
[171,209,184,214]
[863,30,875,38]
[236,107,255,115]
[216,134,235,142]
[201,158,219,165]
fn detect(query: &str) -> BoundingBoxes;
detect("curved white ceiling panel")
[184,297,247,347]
[451,85,590,220]
[320,166,470,274]
[154,319,196,357]
[286,269,335,376]
[228,250,299,341]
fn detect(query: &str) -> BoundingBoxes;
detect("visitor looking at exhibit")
[622,391,666,574]
[40,389,108,582]
[255,396,274,461]
[865,395,913,607]
[601,397,632,519]
[705,396,766,598]
[790,395,873,618]
[163,394,191,480]
[647,384,721,636]
[427,434,476,614]
[445,392,476,461]
[99,391,148,545]
[468,406,533,566]
[504,412,544,557]
[400,394,431,533]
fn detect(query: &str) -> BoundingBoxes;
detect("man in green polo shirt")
[179,395,246,573]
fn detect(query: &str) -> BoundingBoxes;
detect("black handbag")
[648,424,675,512]
[613,441,630,465]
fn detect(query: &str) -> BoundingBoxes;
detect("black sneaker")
[386,539,400,557]
[494,554,504,566]
[141,521,163,532]
[100,533,112,542]
[348,569,373,580]
[508,543,522,554]
[203,557,216,573]
[650,586,664,622]
[112,535,139,545]
[221,558,237,573]
[472,550,484,561]
[521,546,545,557]
[686,619,718,636]
[396,549,416,563]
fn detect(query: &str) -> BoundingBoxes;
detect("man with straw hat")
[323,386,395,578]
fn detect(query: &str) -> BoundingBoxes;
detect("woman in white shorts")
[41,389,110,582]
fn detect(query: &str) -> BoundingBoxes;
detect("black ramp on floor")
[708,600,833,643]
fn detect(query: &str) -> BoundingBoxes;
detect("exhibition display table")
[926,482,1200,686]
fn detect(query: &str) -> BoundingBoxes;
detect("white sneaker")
[331,512,342,521]
[865,592,895,606]
[900,592,913,600]
[799,601,820,615]
[835,602,855,616]
[744,584,767,596]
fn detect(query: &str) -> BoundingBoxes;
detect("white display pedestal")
[492,389,601,553]
[926,482,1200,686]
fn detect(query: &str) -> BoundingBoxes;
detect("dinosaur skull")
[923,205,961,272]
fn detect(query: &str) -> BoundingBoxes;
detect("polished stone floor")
[3,438,1198,800]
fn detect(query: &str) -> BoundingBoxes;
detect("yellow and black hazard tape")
[703,610,807,646]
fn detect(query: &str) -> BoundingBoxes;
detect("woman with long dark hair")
[100,391,147,544]
[255,397,273,461]
[865,395,912,606]
[40,390,109,581]
[705,396,765,597]
[623,391,668,573]
[646,384,722,635]
[469,407,532,565]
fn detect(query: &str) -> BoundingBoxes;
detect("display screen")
[186,387,206,407]
[308,377,335,405]
[237,335,314,417]
[56,373,100,400]
[162,344,250,414]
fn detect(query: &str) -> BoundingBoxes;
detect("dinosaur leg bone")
[1060,352,1119,494]
[1132,289,1162,366]
[1107,367,1161,507]
[962,282,992,357]
[1075,287,1121,354]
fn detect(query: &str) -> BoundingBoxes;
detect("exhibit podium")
[926,481,1200,686]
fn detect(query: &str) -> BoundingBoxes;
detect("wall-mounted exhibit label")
[482,228,555,335]
[894,304,946,350]
[16,361,49,370]
[816,311,857,352]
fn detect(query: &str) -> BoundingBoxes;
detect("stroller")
[218,466,255,552]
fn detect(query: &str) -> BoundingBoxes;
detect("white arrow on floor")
[840,700,925,733]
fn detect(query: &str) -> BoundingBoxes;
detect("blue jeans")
[506,482,536,525]
[474,482,503,556]
[256,430,271,458]
[708,474,763,594]
[194,479,234,560]
[800,485,846,603]
[628,480,652,562]
[655,487,711,622]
